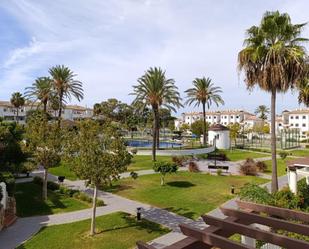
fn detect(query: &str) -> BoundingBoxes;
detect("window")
[279,123,282,126]
[291,116,294,119]
[303,116,306,119]
[295,123,299,127]
[236,116,239,118]
[214,116,216,119]
[230,116,233,119]
[3,108,7,112]
[303,123,306,127]
[296,116,299,119]
[225,116,227,119]
[291,124,294,126]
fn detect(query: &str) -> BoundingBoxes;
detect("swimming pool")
[126,140,182,148]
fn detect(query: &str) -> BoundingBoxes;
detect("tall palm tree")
[10,92,25,123]
[298,65,309,106]
[238,11,308,193]
[185,77,224,146]
[131,67,182,161]
[49,65,84,127]
[255,105,270,122]
[24,77,53,114]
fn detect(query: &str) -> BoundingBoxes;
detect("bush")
[59,186,78,197]
[0,172,15,196]
[239,183,274,205]
[72,192,104,206]
[171,156,188,167]
[298,178,309,208]
[130,148,138,155]
[196,154,208,160]
[188,161,200,172]
[279,151,288,160]
[256,161,267,172]
[216,169,222,176]
[33,176,59,191]
[274,187,302,209]
[239,158,257,176]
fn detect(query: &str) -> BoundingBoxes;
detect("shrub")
[256,161,267,172]
[239,158,257,176]
[188,161,200,172]
[73,192,104,206]
[239,183,273,205]
[279,151,288,160]
[274,187,301,209]
[59,186,78,197]
[216,169,222,176]
[130,148,138,155]
[33,176,59,191]
[172,156,187,167]
[0,172,15,196]
[298,178,309,208]
[196,154,208,160]
[130,171,138,180]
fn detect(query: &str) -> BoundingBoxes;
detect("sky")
[0,0,308,116]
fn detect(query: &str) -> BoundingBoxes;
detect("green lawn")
[18,212,169,249]
[49,162,78,181]
[221,149,269,161]
[105,172,267,220]
[15,182,90,217]
[127,155,172,171]
[286,149,309,157]
[264,159,288,176]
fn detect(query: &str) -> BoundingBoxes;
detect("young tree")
[191,119,208,137]
[238,11,308,193]
[63,120,131,236]
[228,122,241,146]
[25,112,61,200]
[131,67,182,161]
[49,65,84,127]
[153,161,178,186]
[185,77,224,146]
[10,92,25,123]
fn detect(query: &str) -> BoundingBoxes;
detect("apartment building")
[0,100,93,123]
[175,110,262,130]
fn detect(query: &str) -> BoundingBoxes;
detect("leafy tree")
[49,65,84,127]
[191,119,207,137]
[0,122,26,173]
[228,122,241,146]
[24,77,54,113]
[255,105,269,122]
[185,77,224,145]
[180,123,190,131]
[25,112,61,200]
[10,92,25,123]
[131,67,182,161]
[63,120,131,236]
[153,161,178,186]
[238,11,308,192]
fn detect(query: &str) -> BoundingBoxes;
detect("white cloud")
[0,0,308,113]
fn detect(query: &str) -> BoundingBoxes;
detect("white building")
[175,110,261,130]
[0,101,93,123]
[208,124,230,149]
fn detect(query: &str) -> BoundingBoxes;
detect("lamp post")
[214,134,219,167]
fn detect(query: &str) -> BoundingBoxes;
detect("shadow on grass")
[165,207,196,220]
[166,181,195,188]
[103,184,134,193]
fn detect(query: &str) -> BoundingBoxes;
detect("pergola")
[287,157,309,194]
[137,200,309,249]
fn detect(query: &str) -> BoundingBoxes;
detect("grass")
[15,182,90,217]
[127,155,172,171]
[49,162,78,181]
[221,149,268,161]
[18,212,169,249]
[264,159,288,176]
[286,149,309,157]
[105,172,267,220]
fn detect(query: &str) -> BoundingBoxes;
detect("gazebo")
[287,157,309,194]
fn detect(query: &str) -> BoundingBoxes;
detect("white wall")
[208,130,230,149]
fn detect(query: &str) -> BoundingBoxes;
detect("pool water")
[126,140,182,148]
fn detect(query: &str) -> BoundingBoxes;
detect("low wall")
[136,146,215,156]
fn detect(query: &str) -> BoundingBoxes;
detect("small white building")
[208,124,230,149]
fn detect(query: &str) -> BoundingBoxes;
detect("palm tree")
[238,11,308,193]
[24,77,53,114]
[255,105,270,122]
[49,65,84,127]
[185,77,224,145]
[10,92,25,123]
[298,65,309,106]
[131,67,182,161]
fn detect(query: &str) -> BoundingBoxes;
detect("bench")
[208,165,229,173]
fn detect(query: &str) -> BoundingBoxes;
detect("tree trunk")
[90,185,98,236]
[57,95,63,128]
[16,108,19,124]
[156,113,160,149]
[202,102,207,146]
[270,89,278,193]
[43,101,47,114]
[43,168,48,200]
[152,108,158,161]
[160,175,165,186]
